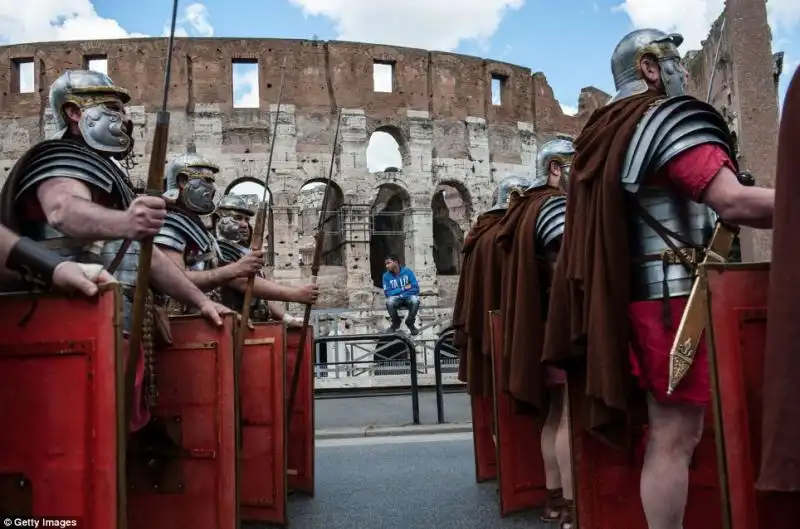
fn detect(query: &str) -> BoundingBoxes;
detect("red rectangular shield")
[0,287,123,529]
[704,262,800,528]
[569,356,720,526]
[127,314,237,529]
[489,310,547,516]
[286,326,315,496]
[238,322,288,524]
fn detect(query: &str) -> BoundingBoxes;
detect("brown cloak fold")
[757,65,800,492]
[542,91,662,447]
[452,210,506,397]
[495,186,564,414]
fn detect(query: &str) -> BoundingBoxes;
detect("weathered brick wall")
[0,37,607,332]
[684,0,780,261]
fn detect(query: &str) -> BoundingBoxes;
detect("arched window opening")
[296,180,345,266]
[224,177,274,266]
[431,183,470,275]
[367,129,403,173]
[370,184,409,287]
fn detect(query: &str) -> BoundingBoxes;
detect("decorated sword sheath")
[667,171,755,395]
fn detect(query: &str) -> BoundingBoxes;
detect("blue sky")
[1,0,798,116]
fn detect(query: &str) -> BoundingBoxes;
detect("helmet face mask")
[164,154,220,215]
[609,29,686,102]
[50,70,135,158]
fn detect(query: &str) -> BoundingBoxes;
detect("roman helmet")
[486,175,535,213]
[535,139,576,189]
[215,194,255,243]
[164,153,220,215]
[609,29,686,103]
[48,69,134,158]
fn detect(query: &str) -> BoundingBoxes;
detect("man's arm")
[665,144,774,229]
[158,246,242,291]
[150,246,214,308]
[227,276,313,303]
[406,269,419,290]
[37,178,131,239]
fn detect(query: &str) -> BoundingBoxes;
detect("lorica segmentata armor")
[621,95,737,301]
[535,195,568,250]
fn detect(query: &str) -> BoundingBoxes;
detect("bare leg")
[542,389,563,489]
[554,384,572,501]
[640,393,704,529]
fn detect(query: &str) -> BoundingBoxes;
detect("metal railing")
[312,325,463,426]
[313,333,421,424]
[433,325,458,424]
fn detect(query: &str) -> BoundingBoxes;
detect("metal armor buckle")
[660,247,699,266]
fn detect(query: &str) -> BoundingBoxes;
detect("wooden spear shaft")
[125,0,179,428]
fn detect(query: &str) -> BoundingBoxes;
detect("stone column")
[726,0,780,260]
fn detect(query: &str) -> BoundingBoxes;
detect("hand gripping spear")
[233,57,288,365]
[665,16,755,395]
[124,0,180,427]
[287,108,342,426]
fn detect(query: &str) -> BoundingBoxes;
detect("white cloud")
[233,64,260,108]
[616,0,800,51]
[164,3,214,38]
[0,1,213,46]
[367,132,402,172]
[288,0,524,52]
[0,0,146,45]
[560,104,578,116]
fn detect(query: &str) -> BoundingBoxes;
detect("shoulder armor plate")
[621,95,735,193]
[153,225,188,253]
[535,195,567,249]
[160,208,214,255]
[216,239,248,265]
[13,139,134,203]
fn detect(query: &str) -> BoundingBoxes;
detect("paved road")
[315,390,472,429]
[281,433,550,529]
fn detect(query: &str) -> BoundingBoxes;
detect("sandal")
[540,488,565,523]
[559,499,575,529]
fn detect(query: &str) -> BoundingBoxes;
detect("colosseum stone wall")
[0,37,608,334]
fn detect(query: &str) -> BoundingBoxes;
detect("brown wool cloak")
[453,210,506,397]
[757,65,800,492]
[542,91,662,448]
[495,186,564,413]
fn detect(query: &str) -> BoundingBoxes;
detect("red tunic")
[627,144,735,405]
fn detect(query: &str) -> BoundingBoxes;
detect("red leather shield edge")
[239,322,287,524]
[569,351,720,527]
[127,314,237,529]
[705,263,800,528]
[489,310,547,516]
[0,286,123,529]
[471,394,497,483]
[286,326,315,496]
[471,312,498,483]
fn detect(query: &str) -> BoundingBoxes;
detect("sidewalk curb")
[316,422,473,440]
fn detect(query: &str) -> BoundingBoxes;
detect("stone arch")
[367,125,407,173]
[295,179,345,266]
[370,183,411,287]
[431,180,472,275]
[224,177,275,266]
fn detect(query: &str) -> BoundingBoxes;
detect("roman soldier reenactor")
[495,139,574,525]
[152,151,317,320]
[0,69,232,430]
[213,193,305,326]
[542,29,775,528]
[0,223,114,295]
[453,175,534,398]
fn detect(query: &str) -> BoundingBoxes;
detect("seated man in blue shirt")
[382,255,421,335]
